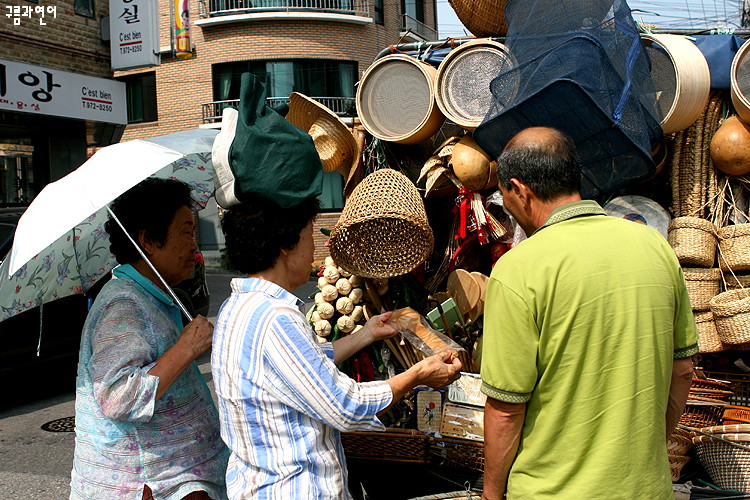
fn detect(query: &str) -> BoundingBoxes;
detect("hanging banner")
[0,58,127,124]
[174,0,192,60]
[109,0,159,70]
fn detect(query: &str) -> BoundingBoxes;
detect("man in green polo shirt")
[480,127,698,500]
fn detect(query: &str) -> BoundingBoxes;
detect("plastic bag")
[387,307,465,359]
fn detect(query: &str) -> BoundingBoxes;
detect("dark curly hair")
[105,178,193,264]
[221,195,320,274]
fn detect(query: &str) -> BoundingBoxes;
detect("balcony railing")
[199,0,369,18]
[202,96,355,122]
[401,14,437,41]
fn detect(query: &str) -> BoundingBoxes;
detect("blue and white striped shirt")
[212,278,393,499]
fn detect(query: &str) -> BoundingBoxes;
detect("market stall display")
[731,38,750,124]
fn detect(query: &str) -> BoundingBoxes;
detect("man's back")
[482,207,697,499]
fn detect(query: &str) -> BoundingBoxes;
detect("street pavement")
[0,269,317,499]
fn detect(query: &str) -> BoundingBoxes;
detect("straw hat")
[286,92,360,178]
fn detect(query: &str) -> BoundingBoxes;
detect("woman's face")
[148,205,197,286]
[285,221,315,291]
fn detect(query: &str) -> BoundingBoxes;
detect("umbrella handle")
[106,205,194,322]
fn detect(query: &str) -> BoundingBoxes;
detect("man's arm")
[482,397,526,500]
[666,356,694,438]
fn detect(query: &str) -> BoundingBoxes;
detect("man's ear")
[509,178,533,206]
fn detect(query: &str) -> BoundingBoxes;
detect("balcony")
[202,96,355,122]
[400,14,438,41]
[196,0,371,26]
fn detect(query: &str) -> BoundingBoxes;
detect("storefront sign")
[0,58,127,124]
[109,0,159,70]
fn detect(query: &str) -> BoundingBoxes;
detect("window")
[374,0,384,24]
[402,0,424,22]
[117,72,158,124]
[74,0,94,18]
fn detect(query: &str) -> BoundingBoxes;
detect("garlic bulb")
[317,302,334,320]
[317,276,329,289]
[349,288,363,305]
[323,266,340,284]
[314,292,326,305]
[350,305,364,323]
[352,325,363,334]
[336,296,354,315]
[320,284,338,302]
[348,275,362,288]
[314,319,332,337]
[338,266,352,278]
[315,335,328,344]
[311,311,322,323]
[337,315,355,333]
[324,256,335,267]
[335,277,352,296]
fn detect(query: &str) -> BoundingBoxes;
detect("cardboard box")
[440,402,484,442]
[447,372,486,407]
[415,386,444,436]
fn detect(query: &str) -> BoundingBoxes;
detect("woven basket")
[669,453,691,482]
[430,436,485,472]
[702,371,750,407]
[693,432,750,492]
[684,268,722,311]
[718,224,750,272]
[680,400,726,428]
[724,405,750,425]
[341,428,431,463]
[668,217,717,267]
[710,288,750,345]
[695,311,725,353]
[725,272,750,291]
[408,492,482,500]
[692,376,733,392]
[668,427,694,455]
[446,0,508,37]
[329,169,434,278]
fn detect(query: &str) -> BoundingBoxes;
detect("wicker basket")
[684,268,722,311]
[669,453,691,482]
[710,288,750,345]
[724,405,750,425]
[718,224,750,272]
[695,311,726,353]
[702,371,750,407]
[668,427,695,455]
[668,217,717,267]
[329,169,434,279]
[446,0,508,37]
[693,432,750,492]
[430,436,485,472]
[680,399,726,428]
[725,272,750,291]
[341,428,431,463]
[408,492,482,500]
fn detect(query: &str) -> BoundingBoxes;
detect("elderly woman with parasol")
[70,178,228,500]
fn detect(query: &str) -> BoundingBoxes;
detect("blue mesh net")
[473,0,663,200]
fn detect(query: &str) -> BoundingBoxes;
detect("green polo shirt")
[481,200,698,500]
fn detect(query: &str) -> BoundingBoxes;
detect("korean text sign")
[0,58,127,125]
[109,0,159,70]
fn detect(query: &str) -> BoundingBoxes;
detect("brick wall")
[116,0,432,140]
[313,211,341,268]
[0,0,112,78]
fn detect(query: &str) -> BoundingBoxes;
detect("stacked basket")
[667,217,723,352]
[668,427,694,482]
[710,223,750,351]
[680,376,732,435]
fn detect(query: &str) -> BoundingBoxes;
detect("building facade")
[0,0,125,207]
[115,0,438,258]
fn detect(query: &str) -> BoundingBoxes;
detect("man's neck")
[527,193,582,234]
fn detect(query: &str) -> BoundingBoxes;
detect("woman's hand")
[178,315,214,360]
[361,311,398,343]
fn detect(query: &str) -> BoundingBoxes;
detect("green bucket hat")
[212,73,323,209]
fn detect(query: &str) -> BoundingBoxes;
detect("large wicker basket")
[684,268,721,311]
[710,288,750,345]
[329,169,434,279]
[725,272,750,291]
[692,426,750,492]
[669,453,691,482]
[702,371,750,407]
[341,428,431,463]
[446,0,508,37]
[695,311,725,353]
[668,216,717,267]
[430,436,485,472]
[668,427,694,455]
[718,224,750,272]
[680,399,726,428]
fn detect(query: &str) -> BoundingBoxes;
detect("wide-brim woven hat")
[286,92,360,177]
